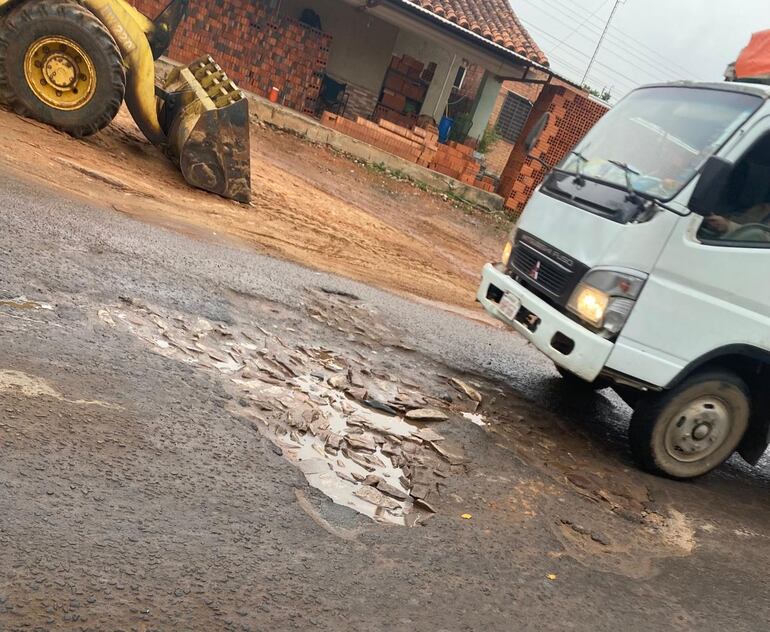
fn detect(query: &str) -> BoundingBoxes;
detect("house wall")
[467,72,502,140]
[279,0,397,97]
[498,84,610,217]
[483,79,579,177]
[484,138,514,175]
[130,0,330,114]
[392,29,461,122]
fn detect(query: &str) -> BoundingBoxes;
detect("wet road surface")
[2,168,770,631]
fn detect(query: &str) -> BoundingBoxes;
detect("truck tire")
[629,369,750,479]
[0,0,125,137]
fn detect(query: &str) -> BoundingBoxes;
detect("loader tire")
[0,0,125,137]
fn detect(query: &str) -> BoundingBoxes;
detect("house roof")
[404,0,547,66]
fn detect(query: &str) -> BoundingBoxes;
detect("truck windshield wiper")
[607,159,642,204]
[570,151,588,186]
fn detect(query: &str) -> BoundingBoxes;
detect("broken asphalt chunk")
[361,399,398,416]
[405,408,448,422]
[416,428,444,443]
[328,374,348,389]
[449,378,482,403]
[345,434,377,452]
[428,441,466,465]
[413,498,437,513]
[354,485,399,511]
[347,368,365,388]
[376,481,408,501]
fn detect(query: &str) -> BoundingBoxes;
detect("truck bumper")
[477,263,614,382]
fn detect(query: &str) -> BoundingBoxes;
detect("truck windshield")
[557,86,762,202]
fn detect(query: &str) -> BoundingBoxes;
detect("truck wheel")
[0,0,125,137]
[629,370,750,479]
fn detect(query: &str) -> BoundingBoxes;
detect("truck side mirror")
[689,156,733,216]
[524,112,550,153]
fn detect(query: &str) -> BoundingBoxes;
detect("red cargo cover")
[736,29,770,80]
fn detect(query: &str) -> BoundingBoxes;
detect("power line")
[545,51,636,94]
[598,39,691,83]
[517,0,704,80]
[517,2,696,83]
[549,0,611,54]
[581,0,623,84]
[526,0,706,79]
[548,0,706,79]
[519,18,675,85]
[518,13,695,88]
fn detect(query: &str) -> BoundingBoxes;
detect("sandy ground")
[0,106,509,311]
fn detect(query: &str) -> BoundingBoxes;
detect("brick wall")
[483,79,548,177]
[484,138,514,175]
[131,0,331,114]
[498,84,609,218]
[456,64,485,101]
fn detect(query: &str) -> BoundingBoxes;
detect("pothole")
[0,369,120,408]
[0,296,54,310]
[99,298,473,526]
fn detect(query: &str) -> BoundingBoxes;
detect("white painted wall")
[468,72,503,140]
[278,0,396,94]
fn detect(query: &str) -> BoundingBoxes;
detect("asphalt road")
[1,166,770,632]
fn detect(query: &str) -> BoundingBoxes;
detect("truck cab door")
[634,119,770,460]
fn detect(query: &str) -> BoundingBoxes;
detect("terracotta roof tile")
[405,0,547,66]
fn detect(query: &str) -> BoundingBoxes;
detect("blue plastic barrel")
[438,116,454,144]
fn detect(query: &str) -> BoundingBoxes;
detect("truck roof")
[641,81,770,98]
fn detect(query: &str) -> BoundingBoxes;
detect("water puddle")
[0,296,54,311]
[462,412,487,427]
[99,299,468,525]
[0,369,120,408]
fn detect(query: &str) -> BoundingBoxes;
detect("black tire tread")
[0,0,125,137]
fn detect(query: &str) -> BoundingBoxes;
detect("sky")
[511,0,766,100]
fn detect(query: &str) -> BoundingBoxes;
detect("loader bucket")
[157,56,251,203]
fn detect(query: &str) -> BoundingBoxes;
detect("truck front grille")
[508,232,589,306]
[512,244,571,296]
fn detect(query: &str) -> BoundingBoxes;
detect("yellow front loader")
[0,0,251,202]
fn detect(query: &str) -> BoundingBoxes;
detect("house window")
[453,66,467,91]
[496,90,533,144]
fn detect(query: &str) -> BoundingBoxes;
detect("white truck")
[478,36,770,479]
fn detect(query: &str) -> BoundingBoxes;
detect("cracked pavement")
[2,168,770,631]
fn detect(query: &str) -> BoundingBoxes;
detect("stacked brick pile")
[430,141,481,185]
[321,112,438,166]
[322,112,493,190]
[374,55,433,129]
[130,0,331,114]
[498,84,609,217]
[475,175,497,192]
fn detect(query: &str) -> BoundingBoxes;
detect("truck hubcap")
[24,37,97,111]
[664,396,730,463]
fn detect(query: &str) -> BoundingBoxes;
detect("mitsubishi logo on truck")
[529,260,541,281]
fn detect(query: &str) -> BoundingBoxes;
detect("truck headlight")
[502,241,513,267]
[570,284,609,327]
[501,227,517,267]
[568,269,647,333]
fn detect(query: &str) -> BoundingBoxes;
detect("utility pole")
[581,0,624,86]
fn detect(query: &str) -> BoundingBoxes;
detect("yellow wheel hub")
[24,36,96,111]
